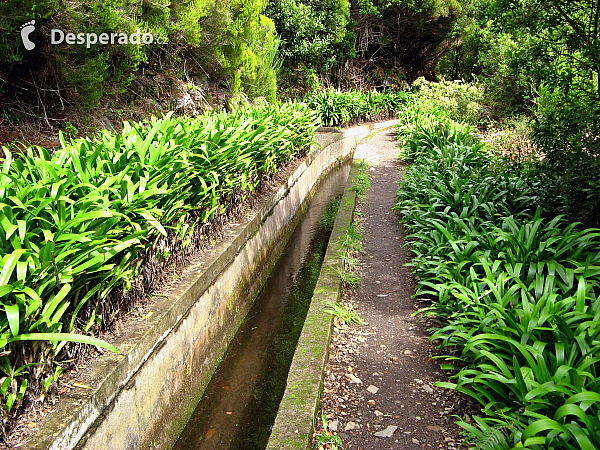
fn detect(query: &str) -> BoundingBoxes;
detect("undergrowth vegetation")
[0,101,316,427]
[407,78,489,127]
[1,0,280,109]
[322,300,364,325]
[323,162,369,327]
[351,160,370,199]
[304,89,408,127]
[395,103,600,448]
[334,221,363,290]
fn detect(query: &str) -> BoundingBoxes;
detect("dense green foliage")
[396,105,600,448]
[0,102,316,422]
[438,0,600,226]
[265,0,353,71]
[304,89,408,127]
[266,0,464,89]
[0,0,473,107]
[405,78,488,127]
[0,0,279,106]
[351,0,462,76]
[1,0,470,107]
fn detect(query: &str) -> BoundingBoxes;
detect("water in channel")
[172,163,350,450]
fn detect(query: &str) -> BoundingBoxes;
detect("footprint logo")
[20,20,36,50]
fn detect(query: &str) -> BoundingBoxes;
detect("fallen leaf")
[205,428,216,440]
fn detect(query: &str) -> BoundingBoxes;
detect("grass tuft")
[352,160,370,199]
[321,301,364,326]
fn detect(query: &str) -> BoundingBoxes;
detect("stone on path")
[367,385,379,394]
[374,425,398,438]
[344,421,359,431]
[329,420,339,432]
[346,373,362,384]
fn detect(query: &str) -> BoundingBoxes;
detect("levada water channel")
[172,163,351,449]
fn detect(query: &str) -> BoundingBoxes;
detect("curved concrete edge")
[265,160,360,450]
[25,124,377,450]
[266,121,398,450]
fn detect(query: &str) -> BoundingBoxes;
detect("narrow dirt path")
[318,129,468,449]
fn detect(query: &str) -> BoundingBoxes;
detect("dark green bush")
[0,0,60,67]
[0,0,279,108]
[531,83,600,227]
[266,0,352,71]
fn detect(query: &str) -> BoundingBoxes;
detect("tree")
[266,0,352,71]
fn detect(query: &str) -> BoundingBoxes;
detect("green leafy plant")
[397,109,478,161]
[409,78,488,127]
[322,301,364,326]
[0,101,317,424]
[395,110,600,448]
[314,412,344,449]
[334,267,361,288]
[351,160,370,199]
[337,254,359,270]
[337,223,364,253]
[304,89,409,127]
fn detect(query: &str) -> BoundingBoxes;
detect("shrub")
[304,88,409,127]
[530,83,600,227]
[481,115,539,163]
[0,0,279,108]
[395,112,600,448]
[0,0,60,67]
[409,77,488,126]
[265,0,351,70]
[397,112,478,161]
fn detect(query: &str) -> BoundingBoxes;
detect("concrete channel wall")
[27,124,381,450]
